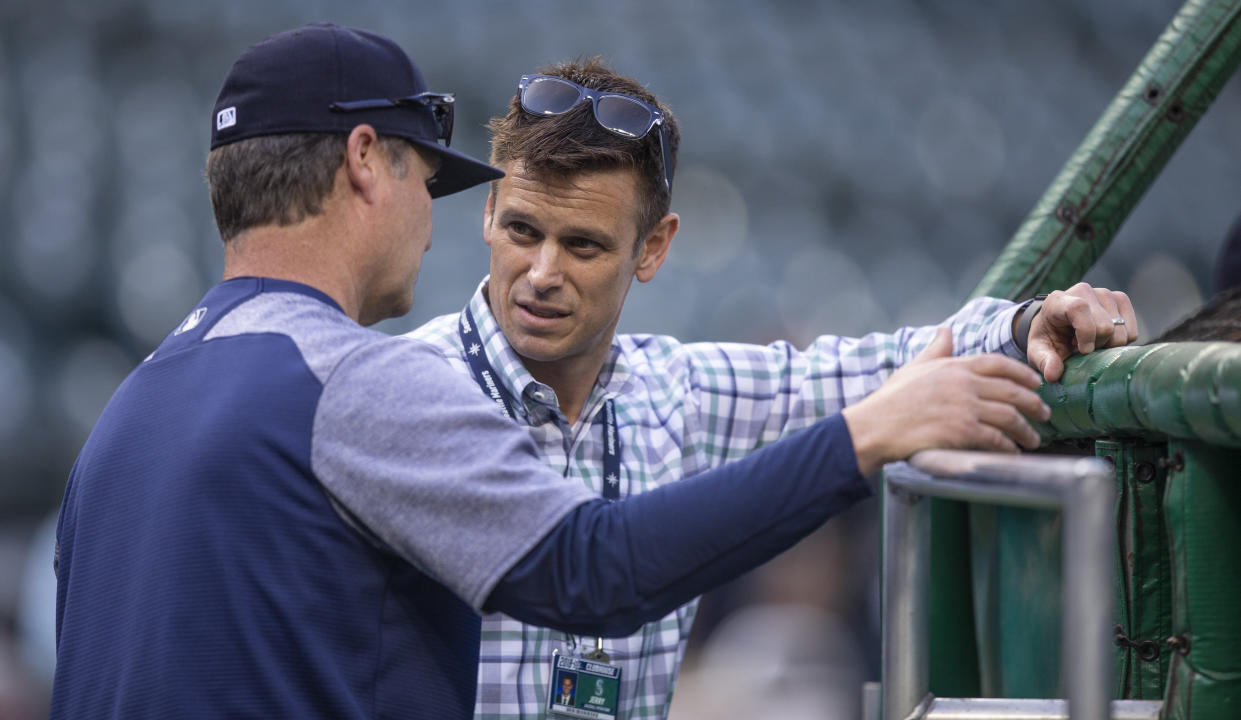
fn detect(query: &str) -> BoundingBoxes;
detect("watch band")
[1014,293,1048,354]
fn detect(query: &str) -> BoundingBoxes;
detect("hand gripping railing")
[878,450,1163,720]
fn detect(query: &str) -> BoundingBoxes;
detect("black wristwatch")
[1014,293,1048,354]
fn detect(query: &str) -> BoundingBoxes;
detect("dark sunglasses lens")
[435,103,454,145]
[522,77,582,115]
[594,95,653,138]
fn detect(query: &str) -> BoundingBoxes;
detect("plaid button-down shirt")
[406,279,1022,720]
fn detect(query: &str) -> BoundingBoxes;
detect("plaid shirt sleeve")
[680,296,1021,465]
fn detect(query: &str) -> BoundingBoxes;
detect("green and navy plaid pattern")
[405,279,1021,720]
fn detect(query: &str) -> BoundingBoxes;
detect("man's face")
[362,143,438,325]
[562,677,574,694]
[484,162,670,375]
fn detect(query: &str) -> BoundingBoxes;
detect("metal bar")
[920,698,1161,719]
[1064,471,1116,720]
[909,449,1106,488]
[888,474,1064,510]
[892,450,1111,509]
[882,481,931,720]
[863,681,881,720]
[882,451,1115,720]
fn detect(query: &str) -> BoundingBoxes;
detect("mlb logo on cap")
[216,107,236,131]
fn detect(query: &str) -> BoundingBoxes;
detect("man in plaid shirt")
[406,58,1137,720]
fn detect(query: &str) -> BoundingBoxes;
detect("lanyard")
[459,307,621,501]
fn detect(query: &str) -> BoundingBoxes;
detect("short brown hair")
[205,132,413,243]
[488,57,679,242]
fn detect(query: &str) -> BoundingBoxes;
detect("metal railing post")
[878,450,1138,720]
[882,480,930,720]
[1064,470,1116,720]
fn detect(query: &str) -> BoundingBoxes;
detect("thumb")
[1024,333,1064,383]
[912,326,953,363]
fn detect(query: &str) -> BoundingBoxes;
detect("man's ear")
[482,186,497,248]
[344,124,382,203]
[635,212,678,283]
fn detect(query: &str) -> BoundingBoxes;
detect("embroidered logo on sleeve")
[175,307,208,335]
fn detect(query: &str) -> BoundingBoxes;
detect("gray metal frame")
[878,449,1161,720]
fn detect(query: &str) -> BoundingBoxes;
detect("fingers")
[1117,291,1139,342]
[964,422,1021,455]
[847,352,1049,467]
[1098,288,1139,346]
[1086,286,1127,346]
[959,353,1044,389]
[1025,290,1091,382]
[973,375,1050,421]
[975,398,1043,450]
[1064,282,1142,350]
[1062,284,1109,354]
[1025,283,1141,382]
[966,371,1048,451]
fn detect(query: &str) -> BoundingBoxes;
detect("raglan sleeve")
[310,336,596,610]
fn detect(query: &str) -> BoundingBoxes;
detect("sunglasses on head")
[517,74,673,192]
[329,92,456,146]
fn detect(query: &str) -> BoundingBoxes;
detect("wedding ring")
[1111,317,1126,325]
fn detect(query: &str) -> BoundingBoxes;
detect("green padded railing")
[1037,343,1241,447]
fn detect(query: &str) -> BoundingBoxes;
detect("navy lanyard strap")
[601,399,621,501]
[458,306,621,501]
[459,307,518,420]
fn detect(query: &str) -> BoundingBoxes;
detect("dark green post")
[1162,441,1241,720]
[970,0,1241,301]
[1099,440,1172,701]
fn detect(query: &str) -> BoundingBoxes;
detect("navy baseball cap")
[211,22,503,198]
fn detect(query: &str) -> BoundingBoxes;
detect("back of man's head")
[204,22,501,242]
[488,57,680,240]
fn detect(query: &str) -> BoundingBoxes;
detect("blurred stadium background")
[1,0,1237,717]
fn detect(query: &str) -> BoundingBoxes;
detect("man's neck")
[223,218,363,322]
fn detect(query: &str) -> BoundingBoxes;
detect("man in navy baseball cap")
[212,21,502,197]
